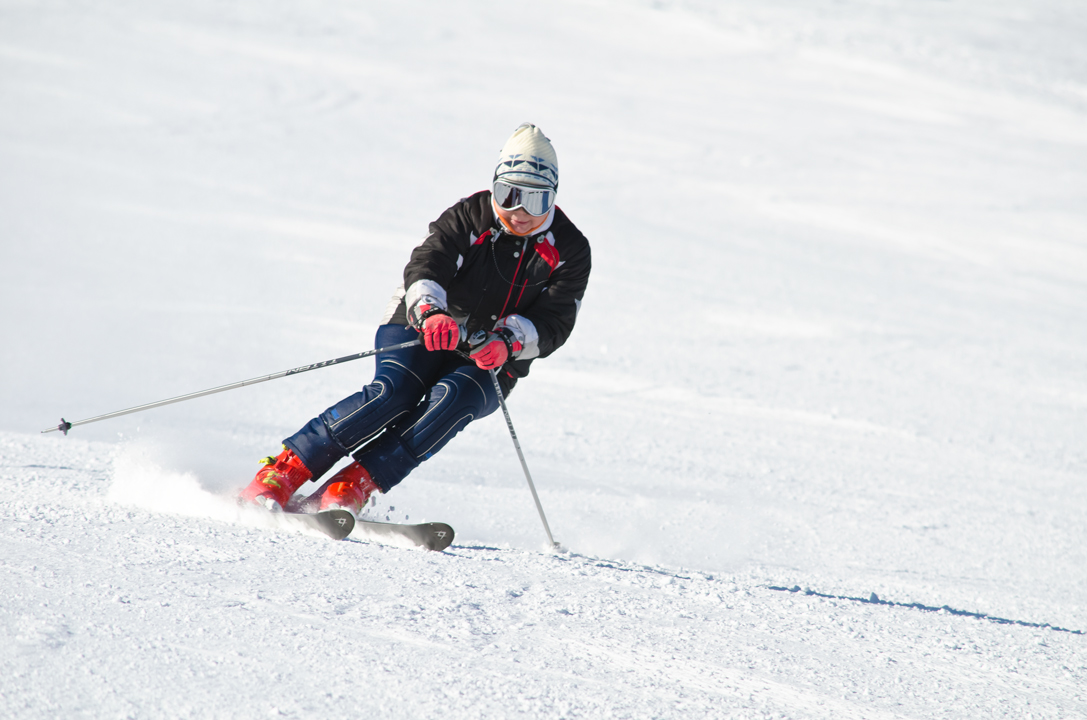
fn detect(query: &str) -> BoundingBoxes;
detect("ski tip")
[310,508,356,541]
[423,522,455,552]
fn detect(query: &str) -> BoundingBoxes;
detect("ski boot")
[238,448,312,511]
[318,462,381,516]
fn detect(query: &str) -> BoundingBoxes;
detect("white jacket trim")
[405,278,448,316]
[499,314,540,360]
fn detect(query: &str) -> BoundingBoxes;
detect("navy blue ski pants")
[283,324,507,492]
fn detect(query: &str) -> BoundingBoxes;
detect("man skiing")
[238,123,591,518]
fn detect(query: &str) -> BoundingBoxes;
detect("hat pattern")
[494,124,559,189]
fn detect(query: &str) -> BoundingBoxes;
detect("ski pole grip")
[457,325,489,352]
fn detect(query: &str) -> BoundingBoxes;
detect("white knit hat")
[494,123,559,190]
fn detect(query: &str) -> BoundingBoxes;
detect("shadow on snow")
[768,585,1084,635]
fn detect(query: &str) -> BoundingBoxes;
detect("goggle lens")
[492,181,555,217]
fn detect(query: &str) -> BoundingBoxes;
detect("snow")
[2,0,1085,717]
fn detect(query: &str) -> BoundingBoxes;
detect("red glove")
[470,337,508,369]
[421,313,460,351]
[470,328,519,370]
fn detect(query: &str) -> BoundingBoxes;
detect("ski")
[285,508,356,541]
[353,518,455,552]
[280,508,455,551]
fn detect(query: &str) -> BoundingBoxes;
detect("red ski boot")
[318,462,381,516]
[239,448,312,511]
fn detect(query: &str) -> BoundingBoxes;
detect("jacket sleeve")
[402,199,476,318]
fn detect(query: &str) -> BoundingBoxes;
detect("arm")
[402,198,478,350]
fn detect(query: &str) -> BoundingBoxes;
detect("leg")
[239,324,445,509]
[353,362,506,492]
[283,324,446,479]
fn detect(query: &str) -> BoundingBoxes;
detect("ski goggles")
[492,180,556,217]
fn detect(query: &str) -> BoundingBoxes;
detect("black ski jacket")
[383,190,591,385]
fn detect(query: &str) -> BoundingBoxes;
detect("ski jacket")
[382,190,591,384]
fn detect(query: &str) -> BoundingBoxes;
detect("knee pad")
[358,371,494,491]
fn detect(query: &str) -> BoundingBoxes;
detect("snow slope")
[2,0,1085,717]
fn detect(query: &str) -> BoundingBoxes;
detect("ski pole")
[487,367,557,549]
[41,338,422,436]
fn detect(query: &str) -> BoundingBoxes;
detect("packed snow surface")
[2,0,1085,717]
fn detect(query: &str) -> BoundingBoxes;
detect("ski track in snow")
[3,0,1087,717]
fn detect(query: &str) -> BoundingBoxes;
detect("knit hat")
[494,123,559,190]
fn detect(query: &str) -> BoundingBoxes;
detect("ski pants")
[283,324,509,492]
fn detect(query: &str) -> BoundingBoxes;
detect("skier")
[238,123,591,518]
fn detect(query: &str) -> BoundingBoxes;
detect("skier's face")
[495,205,545,236]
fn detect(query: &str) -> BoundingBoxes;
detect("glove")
[421,313,460,351]
[470,328,518,370]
